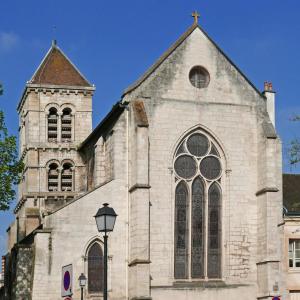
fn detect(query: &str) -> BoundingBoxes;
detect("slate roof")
[283,174,300,213]
[29,42,92,87]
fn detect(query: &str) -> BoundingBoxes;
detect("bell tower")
[14,41,95,240]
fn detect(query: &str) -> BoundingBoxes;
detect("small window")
[48,108,58,142]
[61,108,72,142]
[48,163,59,191]
[61,163,73,191]
[189,66,210,89]
[88,243,103,293]
[289,240,300,268]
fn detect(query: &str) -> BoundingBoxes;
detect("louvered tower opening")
[61,108,72,142]
[61,163,73,191]
[48,163,59,191]
[48,107,58,142]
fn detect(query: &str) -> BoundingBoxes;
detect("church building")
[3,15,286,300]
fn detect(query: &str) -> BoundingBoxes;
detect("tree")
[0,83,24,210]
[288,116,300,165]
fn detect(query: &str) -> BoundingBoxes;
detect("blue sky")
[0,0,300,255]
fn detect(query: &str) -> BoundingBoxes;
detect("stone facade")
[4,21,287,299]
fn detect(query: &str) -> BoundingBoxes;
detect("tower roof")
[29,42,92,87]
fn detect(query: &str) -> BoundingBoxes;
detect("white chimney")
[263,81,276,128]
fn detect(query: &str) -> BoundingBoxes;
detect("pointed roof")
[123,23,263,98]
[29,42,92,87]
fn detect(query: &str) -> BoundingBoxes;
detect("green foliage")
[0,91,24,210]
[289,116,300,165]
[289,138,300,165]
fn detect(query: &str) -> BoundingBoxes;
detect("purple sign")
[64,271,71,291]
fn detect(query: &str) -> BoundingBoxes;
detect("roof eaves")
[78,101,125,150]
[16,83,95,112]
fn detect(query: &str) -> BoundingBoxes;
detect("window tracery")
[174,131,222,279]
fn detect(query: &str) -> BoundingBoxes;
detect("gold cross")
[191,11,200,24]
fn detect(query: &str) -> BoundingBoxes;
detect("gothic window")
[48,107,58,142]
[48,163,59,191]
[88,242,103,293]
[61,108,72,142]
[189,66,210,89]
[174,182,189,279]
[61,162,73,191]
[174,131,222,279]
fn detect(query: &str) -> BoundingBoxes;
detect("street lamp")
[94,203,117,300]
[78,273,87,300]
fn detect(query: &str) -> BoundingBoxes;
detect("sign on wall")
[61,264,73,297]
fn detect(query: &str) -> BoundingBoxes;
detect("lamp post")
[78,273,87,300]
[94,203,117,300]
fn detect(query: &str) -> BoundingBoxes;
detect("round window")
[186,133,209,157]
[189,66,210,89]
[199,156,221,180]
[174,155,197,179]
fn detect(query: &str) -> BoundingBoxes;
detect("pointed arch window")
[48,163,59,191]
[48,107,58,142]
[61,162,73,191]
[174,131,222,279]
[174,182,189,279]
[61,108,72,142]
[88,242,103,293]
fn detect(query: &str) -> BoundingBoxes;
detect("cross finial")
[191,11,200,24]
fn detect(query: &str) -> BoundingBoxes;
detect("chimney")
[263,81,276,128]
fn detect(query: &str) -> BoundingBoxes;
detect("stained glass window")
[207,183,221,278]
[174,182,189,279]
[189,66,210,89]
[174,155,197,179]
[191,177,205,278]
[200,156,221,180]
[187,133,209,157]
[88,243,103,293]
[173,131,222,280]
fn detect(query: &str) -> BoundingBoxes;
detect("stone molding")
[128,184,151,193]
[255,187,279,196]
[128,259,151,267]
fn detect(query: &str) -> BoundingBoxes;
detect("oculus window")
[189,66,210,89]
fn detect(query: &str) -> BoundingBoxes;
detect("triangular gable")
[123,23,263,98]
[29,43,92,87]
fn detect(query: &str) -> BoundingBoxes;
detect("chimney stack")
[263,81,276,128]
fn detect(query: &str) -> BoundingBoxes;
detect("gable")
[122,24,265,106]
[29,44,92,87]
